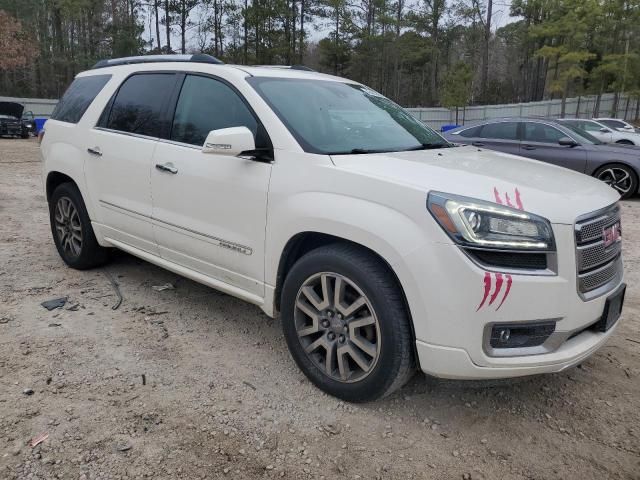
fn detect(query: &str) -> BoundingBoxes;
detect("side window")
[523,123,565,143]
[457,126,481,138]
[51,75,111,124]
[478,122,519,140]
[105,74,176,137]
[585,122,608,132]
[600,119,624,129]
[171,75,258,146]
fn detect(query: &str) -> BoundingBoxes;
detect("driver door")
[521,121,587,173]
[150,74,272,297]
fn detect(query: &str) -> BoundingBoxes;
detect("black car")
[0,102,35,138]
[443,117,640,199]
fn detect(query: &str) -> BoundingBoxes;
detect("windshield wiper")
[403,142,451,151]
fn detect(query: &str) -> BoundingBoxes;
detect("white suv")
[41,55,626,402]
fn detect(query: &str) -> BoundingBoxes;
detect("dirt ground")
[0,138,639,480]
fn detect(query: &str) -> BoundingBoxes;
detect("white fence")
[2,92,639,129]
[0,95,58,118]
[407,93,640,129]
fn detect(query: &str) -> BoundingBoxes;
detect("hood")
[330,145,620,224]
[0,102,24,119]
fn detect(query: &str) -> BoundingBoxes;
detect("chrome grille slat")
[575,204,622,299]
[575,208,621,244]
[578,256,623,292]
[576,239,622,271]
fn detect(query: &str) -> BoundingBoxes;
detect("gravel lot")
[1,137,639,480]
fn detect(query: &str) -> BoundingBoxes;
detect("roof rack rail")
[251,64,316,72]
[92,54,224,69]
[290,65,315,71]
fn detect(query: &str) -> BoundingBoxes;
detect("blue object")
[440,124,460,133]
[34,118,47,133]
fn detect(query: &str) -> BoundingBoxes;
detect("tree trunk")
[243,0,248,63]
[481,0,493,102]
[154,0,161,51]
[299,0,304,63]
[164,0,171,52]
[180,0,186,54]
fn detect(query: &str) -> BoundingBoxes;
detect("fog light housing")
[489,322,556,349]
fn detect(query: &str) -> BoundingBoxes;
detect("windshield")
[247,77,448,154]
[558,122,603,145]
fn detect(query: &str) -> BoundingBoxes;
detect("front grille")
[575,204,622,298]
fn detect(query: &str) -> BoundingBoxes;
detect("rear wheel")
[615,139,634,145]
[281,243,415,402]
[49,182,109,269]
[594,164,638,199]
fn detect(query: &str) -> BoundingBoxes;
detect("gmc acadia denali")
[41,54,625,402]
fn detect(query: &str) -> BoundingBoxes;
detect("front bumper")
[397,223,624,379]
[0,122,22,136]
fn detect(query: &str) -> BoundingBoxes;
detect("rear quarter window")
[102,73,177,138]
[51,75,111,124]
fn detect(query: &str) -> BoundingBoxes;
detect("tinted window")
[106,74,176,137]
[523,123,566,143]
[478,122,519,140]
[51,75,111,123]
[599,119,625,129]
[457,126,481,137]
[566,120,606,133]
[171,75,258,146]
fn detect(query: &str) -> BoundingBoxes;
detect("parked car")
[444,118,640,198]
[0,101,35,138]
[557,118,640,145]
[594,117,639,134]
[41,55,624,402]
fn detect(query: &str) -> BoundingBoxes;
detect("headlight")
[427,192,555,251]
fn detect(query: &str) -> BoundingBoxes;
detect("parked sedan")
[558,118,640,145]
[595,117,639,134]
[443,117,640,198]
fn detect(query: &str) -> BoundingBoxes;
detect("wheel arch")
[590,161,640,195]
[273,231,419,359]
[46,171,77,202]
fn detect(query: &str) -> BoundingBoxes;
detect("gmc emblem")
[603,222,621,248]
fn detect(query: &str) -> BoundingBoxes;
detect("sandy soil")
[1,138,639,480]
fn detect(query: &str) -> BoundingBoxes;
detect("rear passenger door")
[473,121,521,156]
[521,122,587,172]
[86,73,178,254]
[150,73,272,298]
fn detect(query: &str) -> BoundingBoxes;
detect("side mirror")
[599,127,610,133]
[202,127,255,156]
[558,137,578,147]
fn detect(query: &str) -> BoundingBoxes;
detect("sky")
[141,0,516,56]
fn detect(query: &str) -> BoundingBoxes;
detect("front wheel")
[594,163,638,199]
[281,244,415,402]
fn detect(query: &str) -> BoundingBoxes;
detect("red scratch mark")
[504,193,515,208]
[515,188,523,210]
[496,274,513,311]
[488,273,504,306]
[476,272,492,311]
[493,187,503,205]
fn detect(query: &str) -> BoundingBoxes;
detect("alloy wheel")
[294,272,381,383]
[597,167,633,195]
[54,196,83,258]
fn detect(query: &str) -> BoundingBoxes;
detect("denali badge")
[602,222,621,248]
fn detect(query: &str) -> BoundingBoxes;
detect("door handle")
[87,147,102,156]
[522,145,536,150]
[155,163,178,174]
[472,141,485,147]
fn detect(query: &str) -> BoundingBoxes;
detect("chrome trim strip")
[98,199,252,255]
[93,126,159,141]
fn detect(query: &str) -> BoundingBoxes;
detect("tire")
[615,139,634,145]
[281,243,415,402]
[593,163,638,199]
[49,182,109,269]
